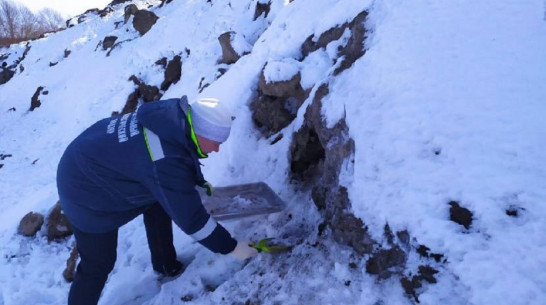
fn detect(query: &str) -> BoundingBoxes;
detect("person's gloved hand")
[201,181,213,196]
[230,240,258,260]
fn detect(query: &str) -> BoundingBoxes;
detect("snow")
[262,58,299,83]
[1,0,546,304]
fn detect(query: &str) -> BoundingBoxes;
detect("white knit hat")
[190,98,232,143]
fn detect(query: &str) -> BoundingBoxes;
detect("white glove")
[230,240,258,260]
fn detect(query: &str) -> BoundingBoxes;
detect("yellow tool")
[251,238,291,254]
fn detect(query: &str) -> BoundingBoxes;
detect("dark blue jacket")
[56,97,237,254]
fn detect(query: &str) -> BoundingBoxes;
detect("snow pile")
[0,0,545,305]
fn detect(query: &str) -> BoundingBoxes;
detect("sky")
[12,0,112,18]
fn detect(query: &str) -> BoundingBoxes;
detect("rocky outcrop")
[401,265,440,303]
[130,75,161,102]
[289,82,445,301]
[218,32,245,65]
[258,70,306,100]
[160,55,182,91]
[102,36,118,50]
[30,86,45,111]
[251,95,297,136]
[133,10,159,36]
[121,75,162,114]
[17,201,73,242]
[69,7,114,27]
[366,246,407,279]
[159,0,175,7]
[110,0,132,6]
[334,11,367,75]
[124,4,139,24]
[18,212,44,237]
[1,44,30,85]
[0,66,15,85]
[449,201,473,229]
[289,83,374,255]
[251,65,309,136]
[301,11,367,75]
[254,1,271,20]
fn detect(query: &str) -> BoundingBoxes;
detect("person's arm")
[152,156,237,254]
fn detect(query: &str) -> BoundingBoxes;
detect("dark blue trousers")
[68,203,177,305]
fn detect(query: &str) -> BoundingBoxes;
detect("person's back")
[58,98,201,233]
[56,96,258,305]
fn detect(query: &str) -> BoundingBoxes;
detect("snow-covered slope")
[1,0,545,304]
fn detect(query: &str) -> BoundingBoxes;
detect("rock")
[0,68,15,85]
[416,244,445,263]
[155,57,167,68]
[331,209,375,256]
[285,81,378,256]
[258,70,306,100]
[102,36,118,49]
[160,0,175,7]
[218,32,241,64]
[334,11,367,75]
[300,10,368,75]
[64,49,71,58]
[110,0,132,6]
[120,76,162,114]
[254,1,271,20]
[47,202,73,242]
[181,295,193,302]
[301,24,346,58]
[139,83,161,102]
[133,10,159,36]
[18,212,44,237]
[250,95,295,136]
[401,276,422,303]
[250,64,308,135]
[83,8,100,15]
[124,4,138,24]
[311,186,327,211]
[418,265,439,284]
[129,74,140,85]
[63,245,79,282]
[77,15,88,24]
[365,246,407,279]
[160,55,182,91]
[384,223,395,245]
[396,230,410,249]
[449,201,473,229]
[400,265,439,302]
[506,206,524,217]
[99,7,114,17]
[30,86,45,111]
[121,90,139,114]
[290,126,325,178]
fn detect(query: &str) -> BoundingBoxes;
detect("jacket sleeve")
[151,156,237,254]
